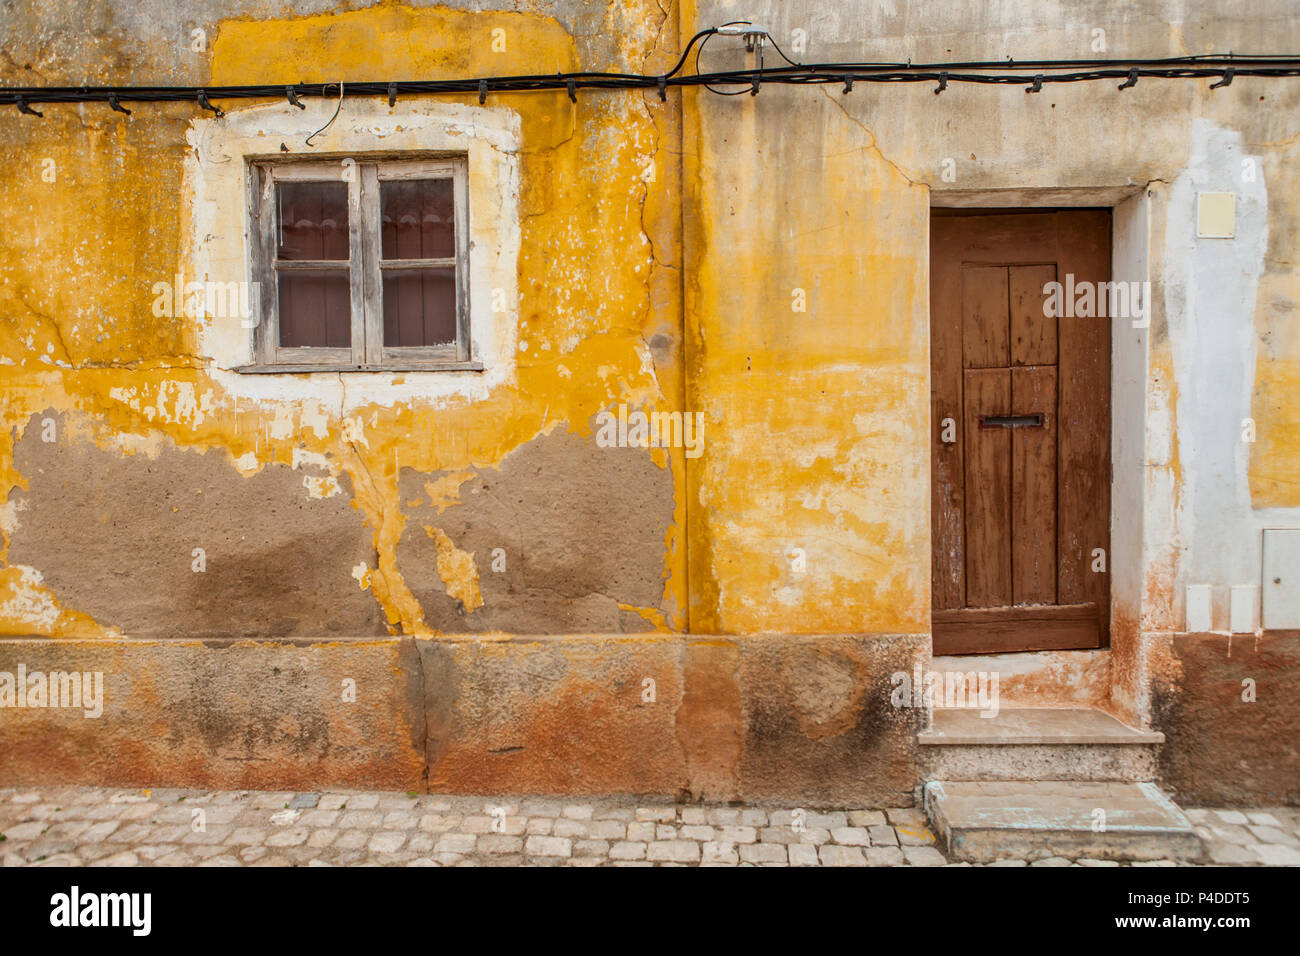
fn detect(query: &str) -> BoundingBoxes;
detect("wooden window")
[242,158,478,372]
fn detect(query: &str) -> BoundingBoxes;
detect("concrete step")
[930,650,1111,709]
[924,780,1203,862]
[918,707,1163,782]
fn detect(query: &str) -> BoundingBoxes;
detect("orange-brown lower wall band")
[0,634,927,807]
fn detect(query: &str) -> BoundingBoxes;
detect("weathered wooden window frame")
[241,157,479,373]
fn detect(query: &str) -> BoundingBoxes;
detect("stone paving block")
[526,836,572,858]
[408,833,435,854]
[574,839,609,857]
[648,840,700,863]
[1248,825,1298,845]
[1253,844,1300,866]
[626,821,656,842]
[266,827,309,848]
[337,810,384,829]
[44,821,93,841]
[868,825,898,846]
[740,843,787,864]
[308,829,338,849]
[866,846,904,866]
[553,819,588,838]
[1201,842,1253,863]
[717,825,757,844]
[896,825,937,846]
[587,820,625,841]
[478,834,524,854]
[848,810,887,827]
[901,846,949,866]
[298,810,340,828]
[702,842,738,865]
[226,827,267,846]
[333,829,370,851]
[3,822,47,840]
[609,841,647,860]
[369,832,407,854]
[382,811,421,830]
[636,807,676,823]
[819,845,866,867]
[1209,824,1255,845]
[181,825,230,845]
[831,826,870,846]
[435,833,477,854]
[788,844,820,866]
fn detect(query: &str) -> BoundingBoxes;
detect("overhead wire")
[2,47,1298,113]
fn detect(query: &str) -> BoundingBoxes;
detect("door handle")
[979,412,1045,429]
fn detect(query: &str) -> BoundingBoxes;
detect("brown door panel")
[963,368,1012,608]
[931,210,1111,655]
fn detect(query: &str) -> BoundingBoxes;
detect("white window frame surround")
[186,99,521,408]
[247,156,476,372]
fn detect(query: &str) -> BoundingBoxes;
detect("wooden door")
[931,210,1111,655]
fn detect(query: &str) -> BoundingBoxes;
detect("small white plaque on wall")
[1185,584,1213,633]
[1230,585,1259,634]
[1197,192,1236,238]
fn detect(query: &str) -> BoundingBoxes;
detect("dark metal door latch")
[979,413,1046,429]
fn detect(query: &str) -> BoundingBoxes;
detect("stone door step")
[917,707,1162,782]
[924,780,1203,862]
[919,707,1164,746]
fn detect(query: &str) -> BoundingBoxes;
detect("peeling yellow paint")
[425,525,483,614]
[424,472,476,513]
[0,1,688,637]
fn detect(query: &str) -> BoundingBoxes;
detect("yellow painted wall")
[0,2,689,637]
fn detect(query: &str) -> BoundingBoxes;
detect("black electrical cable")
[2,52,1299,111]
[696,25,755,95]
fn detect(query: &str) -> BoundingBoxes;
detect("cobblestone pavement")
[1,787,1296,866]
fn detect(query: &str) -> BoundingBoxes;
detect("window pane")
[381,179,454,260]
[383,267,456,347]
[277,182,349,261]
[278,271,351,348]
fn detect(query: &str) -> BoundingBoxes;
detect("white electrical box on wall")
[1230,585,1259,633]
[1262,530,1300,629]
[1185,584,1213,632]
